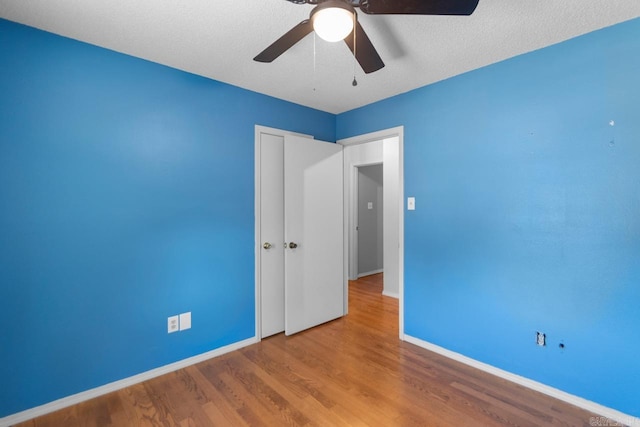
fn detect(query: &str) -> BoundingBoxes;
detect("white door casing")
[382,136,400,299]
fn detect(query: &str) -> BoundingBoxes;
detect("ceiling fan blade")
[344,20,385,74]
[254,19,313,63]
[360,0,480,16]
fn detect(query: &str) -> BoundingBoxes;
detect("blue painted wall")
[338,18,640,416]
[0,18,335,417]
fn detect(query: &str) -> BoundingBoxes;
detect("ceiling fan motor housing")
[310,0,356,15]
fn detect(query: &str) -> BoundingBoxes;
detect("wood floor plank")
[220,356,312,426]
[142,370,212,426]
[105,392,135,426]
[16,273,598,426]
[237,351,346,427]
[197,363,265,426]
[185,366,250,427]
[240,346,365,426]
[264,334,400,425]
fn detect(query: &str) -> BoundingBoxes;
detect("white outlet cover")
[179,312,191,331]
[168,315,179,334]
[367,202,373,210]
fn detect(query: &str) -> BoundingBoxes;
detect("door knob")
[288,242,298,249]
[262,242,272,250]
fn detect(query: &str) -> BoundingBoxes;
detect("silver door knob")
[262,242,272,250]
[288,242,298,249]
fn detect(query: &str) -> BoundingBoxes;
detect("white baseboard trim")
[382,290,399,299]
[354,269,397,298]
[403,335,639,427]
[357,269,383,278]
[0,336,258,427]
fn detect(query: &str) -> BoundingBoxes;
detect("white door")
[284,135,344,335]
[259,133,285,338]
[258,130,345,338]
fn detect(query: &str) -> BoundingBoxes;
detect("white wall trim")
[338,126,404,147]
[357,269,383,278]
[404,334,640,427]
[382,290,399,299]
[0,337,258,427]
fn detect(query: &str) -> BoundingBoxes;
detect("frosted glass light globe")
[312,7,354,42]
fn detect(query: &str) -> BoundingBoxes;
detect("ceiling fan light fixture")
[311,2,354,43]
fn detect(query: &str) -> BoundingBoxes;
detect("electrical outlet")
[179,312,191,331]
[536,331,546,346]
[168,315,179,333]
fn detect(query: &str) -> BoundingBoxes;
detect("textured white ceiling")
[1,0,639,114]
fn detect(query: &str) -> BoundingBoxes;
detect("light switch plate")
[179,312,191,331]
[407,197,415,210]
[367,202,373,210]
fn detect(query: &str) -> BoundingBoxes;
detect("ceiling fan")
[254,0,480,74]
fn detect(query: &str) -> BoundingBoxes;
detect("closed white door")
[258,131,344,337]
[283,134,344,335]
[259,133,285,338]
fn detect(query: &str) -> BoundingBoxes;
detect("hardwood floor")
[17,273,597,426]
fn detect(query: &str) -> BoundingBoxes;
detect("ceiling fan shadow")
[373,17,406,60]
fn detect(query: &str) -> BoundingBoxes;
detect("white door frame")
[255,125,404,341]
[254,125,313,341]
[338,126,405,340]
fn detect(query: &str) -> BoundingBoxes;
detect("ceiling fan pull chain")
[313,32,317,91]
[352,12,358,86]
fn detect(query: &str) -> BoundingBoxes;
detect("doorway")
[255,125,404,342]
[338,126,404,339]
[356,164,384,278]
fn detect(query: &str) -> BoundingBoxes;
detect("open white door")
[284,135,344,335]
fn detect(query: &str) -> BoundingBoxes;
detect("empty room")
[1,1,639,426]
